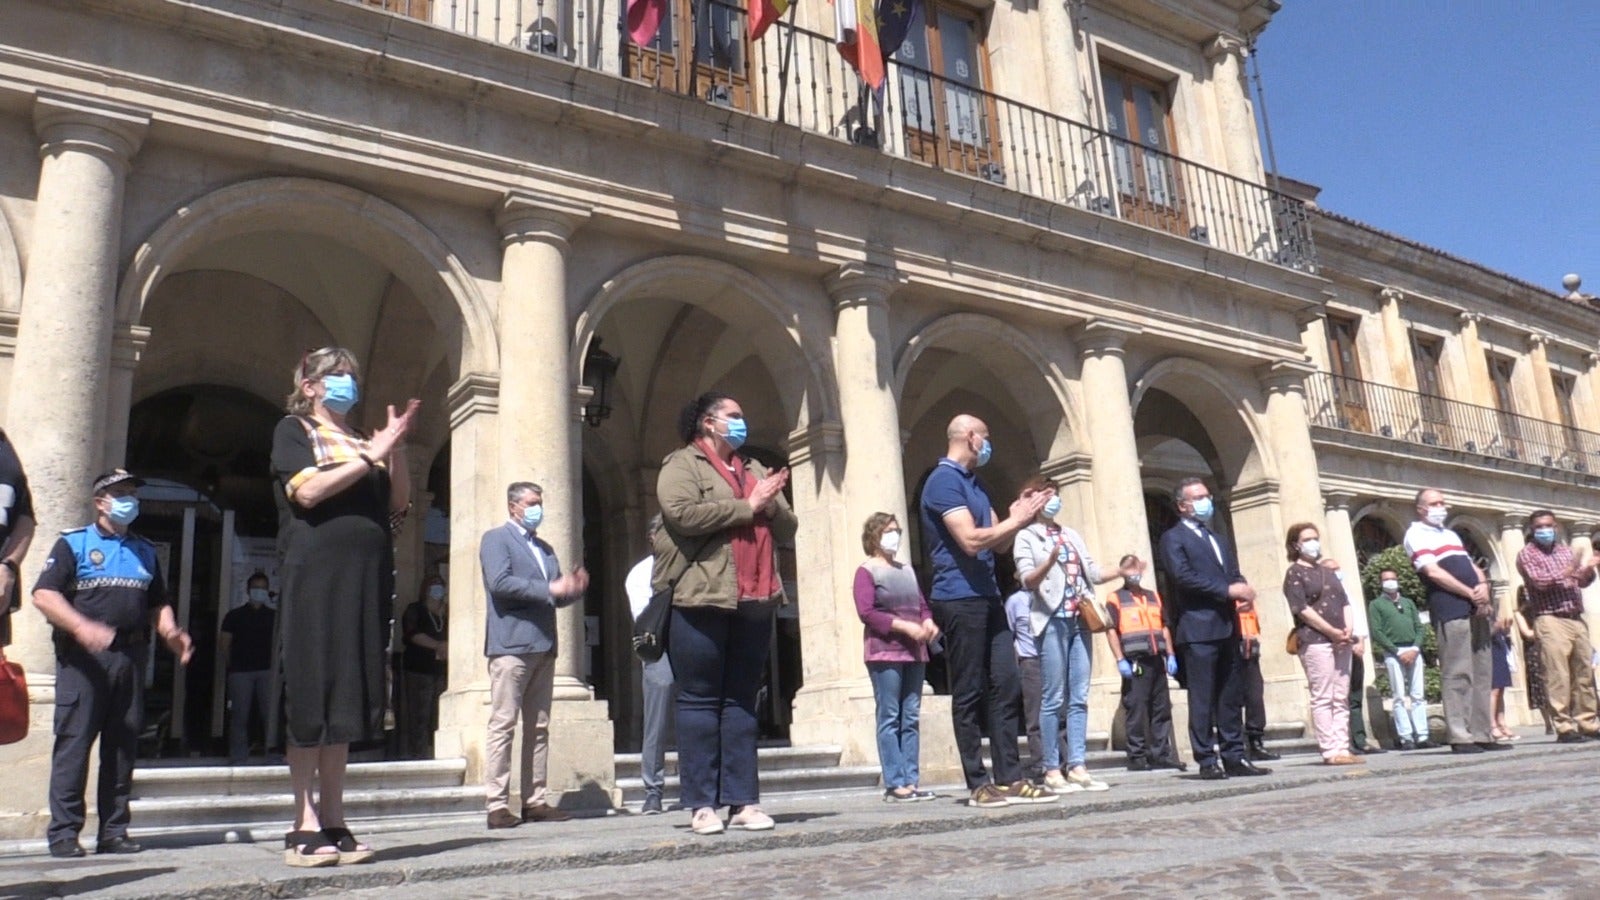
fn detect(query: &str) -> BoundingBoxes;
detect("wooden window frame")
[624,0,753,112]
[1325,315,1370,432]
[894,1,1001,179]
[1098,63,1187,237]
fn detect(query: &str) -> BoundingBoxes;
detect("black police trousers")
[49,647,143,846]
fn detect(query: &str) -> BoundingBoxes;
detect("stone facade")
[0,0,1586,838]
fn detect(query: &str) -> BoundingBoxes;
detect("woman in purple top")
[854,513,940,802]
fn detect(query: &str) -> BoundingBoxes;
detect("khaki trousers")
[1434,616,1492,745]
[485,651,555,811]
[1534,616,1600,737]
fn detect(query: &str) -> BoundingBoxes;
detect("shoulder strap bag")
[632,535,713,663]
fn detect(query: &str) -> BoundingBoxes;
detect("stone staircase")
[613,744,881,805]
[982,720,1318,771]
[126,759,482,843]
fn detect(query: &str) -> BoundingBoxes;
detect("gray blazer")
[479,521,580,657]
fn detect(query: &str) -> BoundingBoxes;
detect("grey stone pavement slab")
[3,732,1595,899]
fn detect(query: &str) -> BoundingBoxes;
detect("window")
[1409,332,1450,443]
[1487,353,1522,456]
[624,0,751,110]
[362,0,431,18]
[1099,64,1185,236]
[1325,315,1369,431]
[894,2,999,178]
[1554,373,1581,452]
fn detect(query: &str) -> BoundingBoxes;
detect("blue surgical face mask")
[107,496,140,526]
[975,438,993,467]
[1042,496,1062,519]
[1126,573,1142,586]
[718,416,748,450]
[321,373,359,414]
[427,584,446,602]
[1534,527,1557,547]
[1190,497,1214,522]
[248,588,269,605]
[521,504,544,531]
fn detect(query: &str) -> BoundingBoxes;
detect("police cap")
[92,468,145,495]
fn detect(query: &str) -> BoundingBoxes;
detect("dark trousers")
[1349,652,1368,747]
[1017,655,1067,778]
[1182,639,1245,767]
[49,649,143,845]
[1242,654,1266,741]
[932,597,1022,789]
[669,601,775,810]
[228,670,272,763]
[1122,654,1175,763]
[400,669,445,760]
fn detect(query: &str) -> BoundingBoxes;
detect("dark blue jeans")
[669,601,776,810]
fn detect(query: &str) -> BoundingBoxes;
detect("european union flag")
[876,0,918,62]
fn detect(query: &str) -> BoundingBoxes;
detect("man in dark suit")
[1157,477,1271,780]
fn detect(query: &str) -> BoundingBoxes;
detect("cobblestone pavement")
[4,736,1597,899]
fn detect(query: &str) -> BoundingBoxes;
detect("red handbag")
[0,647,27,745]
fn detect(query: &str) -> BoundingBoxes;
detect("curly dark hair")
[677,391,733,444]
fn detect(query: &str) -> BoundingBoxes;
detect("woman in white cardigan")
[1012,474,1123,794]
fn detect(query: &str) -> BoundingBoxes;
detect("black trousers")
[1242,654,1266,741]
[1182,639,1245,767]
[1349,652,1368,747]
[1121,654,1175,763]
[49,648,143,845]
[932,597,1022,789]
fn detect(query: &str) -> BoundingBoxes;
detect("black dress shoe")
[1198,762,1227,780]
[1476,741,1513,751]
[49,839,85,859]
[1246,740,1281,762]
[1126,758,1151,771]
[1450,743,1482,754]
[1223,759,1271,777]
[1398,740,1416,751]
[1354,744,1386,755]
[1154,757,1189,772]
[1415,740,1440,750]
[96,836,143,855]
[1557,733,1586,744]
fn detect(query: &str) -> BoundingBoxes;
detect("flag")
[833,0,885,91]
[627,0,668,46]
[876,0,918,64]
[749,0,789,41]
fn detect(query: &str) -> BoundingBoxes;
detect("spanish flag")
[749,0,789,41]
[833,0,885,91]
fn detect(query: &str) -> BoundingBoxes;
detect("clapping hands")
[368,398,421,460]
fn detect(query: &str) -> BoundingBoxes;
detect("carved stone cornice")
[447,372,500,428]
[1258,358,1316,394]
[1203,33,1247,64]
[1039,452,1094,487]
[496,192,592,247]
[1074,319,1141,359]
[1378,286,1404,306]
[33,91,150,171]
[1323,491,1359,514]
[785,422,844,468]
[824,262,902,310]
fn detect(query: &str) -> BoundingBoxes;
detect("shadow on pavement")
[374,837,485,862]
[5,865,177,899]
[769,811,837,825]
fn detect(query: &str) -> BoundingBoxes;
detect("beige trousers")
[1535,616,1600,737]
[485,651,555,811]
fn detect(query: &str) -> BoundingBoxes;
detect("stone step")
[614,744,843,780]
[131,759,468,799]
[615,764,884,804]
[127,784,485,842]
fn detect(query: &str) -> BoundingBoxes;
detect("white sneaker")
[1042,771,1082,795]
[727,805,774,831]
[1067,767,1109,792]
[690,807,725,835]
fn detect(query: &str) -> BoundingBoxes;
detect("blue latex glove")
[1165,655,1179,677]
[1117,659,1134,678]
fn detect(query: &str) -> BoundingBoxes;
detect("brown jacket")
[652,443,797,610]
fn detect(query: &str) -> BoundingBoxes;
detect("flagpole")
[689,0,706,100]
[774,1,799,125]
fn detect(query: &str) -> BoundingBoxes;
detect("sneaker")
[1042,771,1082,794]
[727,805,774,831]
[641,795,664,815]
[908,789,939,802]
[1066,767,1109,792]
[690,807,725,835]
[968,784,1009,808]
[1004,780,1060,805]
[883,788,917,803]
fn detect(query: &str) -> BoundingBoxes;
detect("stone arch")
[115,177,498,373]
[893,312,1087,461]
[572,254,837,431]
[1131,356,1275,487]
[0,208,19,312]
[1449,514,1506,582]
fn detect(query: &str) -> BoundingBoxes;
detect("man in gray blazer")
[480,481,588,829]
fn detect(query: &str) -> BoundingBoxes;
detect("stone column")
[1323,492,1372,734]
[1377,288,1420,391]
[1454,312,1496,408]
[1258,361,1326,529]
[4,93,148,678]
[1525,333,1561,425]
[1497,512,1529,726]
[1203,34,1262,182]
[1074,320,1150,564]
[493,192,614,807]
[101,325,150,471]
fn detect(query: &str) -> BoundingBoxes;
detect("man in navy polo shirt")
[32,469,193,858]
[919,414,1056,809]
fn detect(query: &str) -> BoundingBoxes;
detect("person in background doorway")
[1490,617,1516,742]
[221,571,276,764]
[1343,568,1385,757]
[626,514,675,815]
[1005,577,1064,781]
[0,427,36,650]
[1512,587,1553,735]
[1368,568,1435,750]
[400,573,448,759]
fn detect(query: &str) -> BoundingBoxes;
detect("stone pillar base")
[547,697,617,811]
[0,694,59,840]
[435,684,491,783]
[788,679,960,789]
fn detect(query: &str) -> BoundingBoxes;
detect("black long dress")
[270,416,393,747]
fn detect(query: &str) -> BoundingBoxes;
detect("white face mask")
[879,530,902,556]
[1299,539,1321,560]
[1381,579,1399,594]
[1425,506,1448,526]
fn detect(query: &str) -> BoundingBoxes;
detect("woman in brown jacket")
[654,392,797,835]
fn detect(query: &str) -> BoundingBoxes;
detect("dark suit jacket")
[1158,519,1246,645]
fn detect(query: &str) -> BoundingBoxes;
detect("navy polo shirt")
[35,524,168,649]
[919,458,1000,601]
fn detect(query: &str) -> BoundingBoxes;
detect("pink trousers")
[1300,641,1352,760]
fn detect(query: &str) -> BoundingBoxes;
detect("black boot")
[1247,737,1280,761]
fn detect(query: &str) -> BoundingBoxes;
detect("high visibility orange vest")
[1111,588,1168,657]
[1237,603,1261,658]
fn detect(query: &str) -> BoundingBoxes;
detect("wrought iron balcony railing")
[347,0,1317,270]
[1307,372,1600,475]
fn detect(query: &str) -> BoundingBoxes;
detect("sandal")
[283,830,339,868]
[322,826,375,865]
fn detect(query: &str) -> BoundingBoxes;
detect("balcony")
[347,0,1317,271]
[1307,373,1600,480]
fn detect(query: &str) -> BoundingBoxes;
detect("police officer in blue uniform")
[31,469,193,858]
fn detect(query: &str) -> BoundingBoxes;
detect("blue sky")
[1255,2,1599,293]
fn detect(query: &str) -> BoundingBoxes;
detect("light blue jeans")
[1384,649,1430,742]
[1038,615,1092,770]
[867,661,925,789]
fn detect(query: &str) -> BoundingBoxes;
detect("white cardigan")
[1012,521,1102,639]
